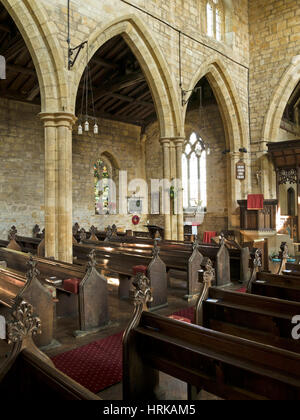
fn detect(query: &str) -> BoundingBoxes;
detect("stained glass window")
[182,133,207,211]
[94,159,110,215]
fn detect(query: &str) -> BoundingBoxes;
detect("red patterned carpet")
[52,307,194,393]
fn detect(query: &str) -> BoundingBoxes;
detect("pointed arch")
[71,14,182,138]
[185,57,250,228]
[184,56,248,152]
[1,0,67,112]
[263,55,300,142]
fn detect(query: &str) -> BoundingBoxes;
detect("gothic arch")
[1,0,66,112]
[263,55,300,142]
[184,56,248,152]
[184,57,250,228]
[71,14,183,138]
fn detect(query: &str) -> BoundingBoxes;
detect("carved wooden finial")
[87,249,97,272]
[202,258,215,285]
[112,224,118,236]
[6,297,42,345]
[219,232,225,246]
[90,225,97,235]
[8,226,17,241]
[253,248,262,269]
[25,255,40,284]
[132,272,153,309]
[79,228,87,242]
[193,235,200,250]
[41,228,45,239]
[246,248,262,293]
[73,223,80,236]
[32,224,40,238]
[278,242,289,275]
[280,242,289,259]
[195,258,215,325]
[152,239,161,258]
[105,225,113,241]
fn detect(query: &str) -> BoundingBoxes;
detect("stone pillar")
[174,138,185,241]
[160,138,172,240]
[170,143,178,240]
[40,112,76,263]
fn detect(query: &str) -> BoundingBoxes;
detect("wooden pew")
[80,236,231,296]
[0,247,109,336]
[123,274,300,400]
[0,297,100,400]
[200,287,300,353]
[0,257,54,348]
[250,271,300,303]
[73,242,167,310]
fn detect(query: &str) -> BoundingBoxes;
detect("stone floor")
[0,278,239,400]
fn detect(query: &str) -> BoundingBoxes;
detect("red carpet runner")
[52,307,195,394]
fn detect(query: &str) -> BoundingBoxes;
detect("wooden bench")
[0,257,54,348]
[73,242,167,311]
[0,297,100,400]
[80,236,231,297]
[200,287,300,353]
[250,271,300,303]
[0,247,109,336]
[123,274,300,400]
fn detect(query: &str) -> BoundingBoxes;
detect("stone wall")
[0,100,148,239]
[72,118,148,232]
[249,0,300,145]
[0,99,44,239]
[145,102,228,237]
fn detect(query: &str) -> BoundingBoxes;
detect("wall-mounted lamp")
[239,148,248,153]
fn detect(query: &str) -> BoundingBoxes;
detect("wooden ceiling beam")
[0,23,11,33]
[27,84,40,101]
[92,57,118,70]
[6,63,36,76]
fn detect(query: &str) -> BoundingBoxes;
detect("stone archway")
[263,55,300,143]
[184,57,250,229]
[71,14,183,139]
[1,0,66,112]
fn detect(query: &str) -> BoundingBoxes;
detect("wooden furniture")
[0,248,109,336]
[250,271,300,302]
[0,258,53,348]
[0,298,100,400]
[123,274,300,400]
[73,242,167,311]
[80,237,232,296]
[201,287,300,353]
[238,199,277,231]
[268,140,300,241]
[144,225,164,239]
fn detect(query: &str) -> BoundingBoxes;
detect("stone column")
[174,138,185,241]
[40,112,76,263]
[41,115,57,259]
[170,143,178,240]
[160,138,172,240]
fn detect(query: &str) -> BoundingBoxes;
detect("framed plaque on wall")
[236,160,246,180]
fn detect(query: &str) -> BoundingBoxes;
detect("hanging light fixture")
[77,42,98,136]
[198,86,211,155]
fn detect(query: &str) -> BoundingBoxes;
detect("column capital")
[172,137,185,146]
[160,137,171,146]
[39,112,77,126]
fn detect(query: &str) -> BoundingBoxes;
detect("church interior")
[0,0,300,402]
